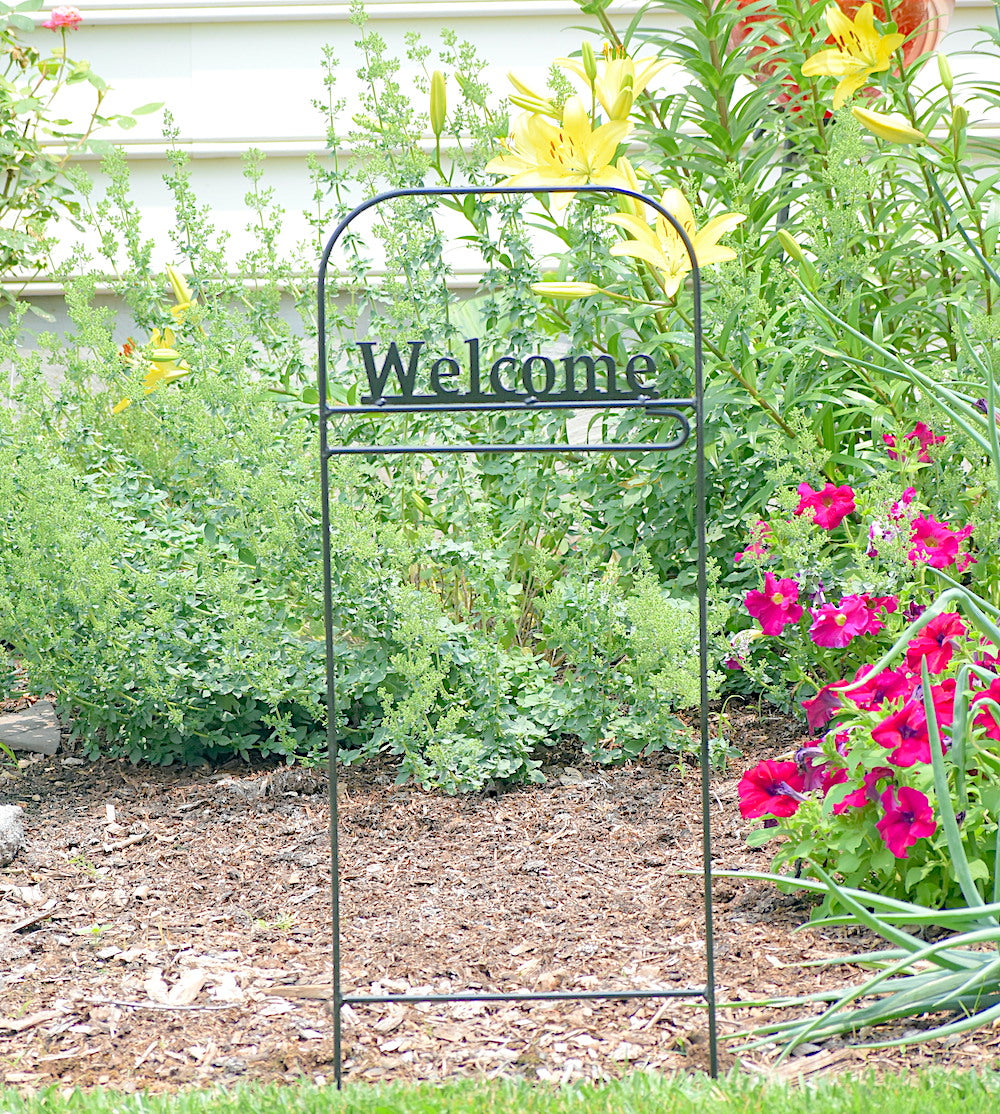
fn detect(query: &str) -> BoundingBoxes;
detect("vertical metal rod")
[691,259,718,1078]
[317,260,344,1090]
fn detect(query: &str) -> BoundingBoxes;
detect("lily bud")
[776,229,807,263]
[608,88,633,120]
[580,41,598,84]
[852,106,926,145]
[530,281,603,299]
[165,264,194,307]
[937,52,953,92]
[952,103,968,132]
[430,70,446,138]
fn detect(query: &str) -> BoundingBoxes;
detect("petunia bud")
[580,41,598,84]
[937,52,953,92]
[430,70,447,138]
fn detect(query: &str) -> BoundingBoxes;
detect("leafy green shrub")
[0,0,158,285]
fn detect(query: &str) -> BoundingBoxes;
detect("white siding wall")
[17,0,1000,301]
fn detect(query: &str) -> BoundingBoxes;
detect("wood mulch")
[2,704,1000,1092]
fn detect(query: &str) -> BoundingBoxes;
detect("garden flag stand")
[317,185,717,1085]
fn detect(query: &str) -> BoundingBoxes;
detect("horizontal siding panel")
[34,0,644,23]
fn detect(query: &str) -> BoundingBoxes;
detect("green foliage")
[722,862,1000,1058]
[0,0,158,285]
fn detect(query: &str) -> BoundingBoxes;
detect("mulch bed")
[2,704,999,1092]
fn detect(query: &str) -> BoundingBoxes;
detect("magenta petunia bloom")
[738,760,807,819]
[905,422,946,463]
[873,686,953,767]
[794,482,856,530]
[802,683,843,733]
[872,700,931,766]
[832,766,894,815]
[844,666,912,710]
[908,516,975,570]
[972,677,1000,741]
[856,594,898,636]
[905,612,967,675]
[42,5,81,29]
[809,596,870,648]
[795,745,835,792]
[876,786,937,859]
[889,487,917,521]
[735,520,772,563]
[745,573,803,636]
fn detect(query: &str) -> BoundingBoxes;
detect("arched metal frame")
[317,185,717,1086]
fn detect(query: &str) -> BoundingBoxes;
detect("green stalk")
[921,658,990,914]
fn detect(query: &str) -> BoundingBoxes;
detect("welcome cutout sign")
[356,338,661,406]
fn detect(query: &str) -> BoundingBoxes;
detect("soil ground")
[2,704,1000,1092]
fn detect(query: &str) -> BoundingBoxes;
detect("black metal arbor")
[317,185,717,1086]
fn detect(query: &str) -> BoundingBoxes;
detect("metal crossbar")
[318,185,717,1087]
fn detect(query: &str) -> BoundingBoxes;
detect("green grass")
[3,1071,1000,1114]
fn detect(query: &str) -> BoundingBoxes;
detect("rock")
[0,700,60,755]
[0,804,25,867]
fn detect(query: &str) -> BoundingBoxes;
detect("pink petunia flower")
[808,596,871,648]
[735,520,772,563]
[872,686,954,767]
[905,612,967,675]
[42,5,82,29]
[872,699,931,767]
[889,487,917,521]
[844,666,913,711]
[737,760,808,819]
[861,594,899,631]
[794,482,856,530]
[972,677,1000,741]
[908,516,975,570]
[832,766,894,815]
[883,433,899,461]
[745,573,803,636]
[795,745,837,792]
[876,786,937,859]
[905,422,946,463]
[802,683,843,733]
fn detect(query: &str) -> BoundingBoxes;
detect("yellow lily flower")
[113,267,200,413]
[852,105,926,143]
[611,155,650,217]
[484,95,631,197]
[112,327,192,413]
[557,46,673,121]
[605,188,746,299]
[801,3,905,109]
